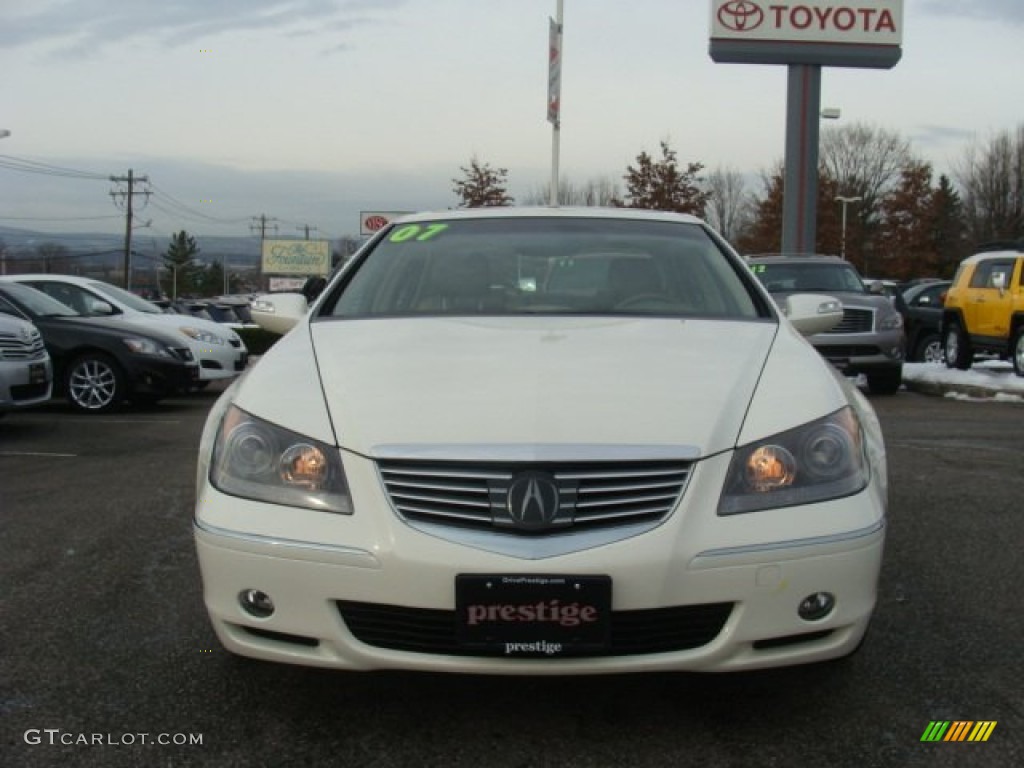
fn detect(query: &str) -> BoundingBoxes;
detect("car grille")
[336,600,733,657]
[11,382,50,401]
[816,345,881,358]
[824,307,873,334]
[378,460,692,534]
[0,328,47,360]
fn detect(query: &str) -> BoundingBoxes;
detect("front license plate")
[29,362,47,384]
[456,574,611,656]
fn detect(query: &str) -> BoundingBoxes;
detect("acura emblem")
[506,471,560,530]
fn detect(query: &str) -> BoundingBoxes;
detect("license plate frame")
[455,574,611,655]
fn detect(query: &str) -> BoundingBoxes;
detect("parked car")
[0,313,53,416]
[194,207,887,674]
[899,280,951,363]
[748,255,905,394]
[0,275,248,388]
[0,282,198,413]
[941,241,1024,376]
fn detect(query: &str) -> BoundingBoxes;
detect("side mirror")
[250,293,309,335]
[784,294,843,336]
[87,298,115,315]
[301,276,328,302]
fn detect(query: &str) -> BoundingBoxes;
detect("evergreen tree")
[452,157,514,207]
[161,230,201,298]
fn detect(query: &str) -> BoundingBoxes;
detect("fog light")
[239,589,275,618]
[798,592,835,621]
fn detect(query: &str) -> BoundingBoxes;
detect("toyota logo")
[506,471,560,530]
[718,0,764,32]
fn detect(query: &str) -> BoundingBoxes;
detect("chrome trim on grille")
[377,454,694,559]
[371,443,702,462]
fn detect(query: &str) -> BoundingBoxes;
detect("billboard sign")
[261,239,330,276]
[709,0,903,68]
[360,211,411,237]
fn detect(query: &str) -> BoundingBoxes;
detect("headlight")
[210,405,352,514]
[180,326,225,345]
[122,337,172,357]
[878,311,903,330]
[718,407,868,515]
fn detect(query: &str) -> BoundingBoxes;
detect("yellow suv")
[941,242,1024,376]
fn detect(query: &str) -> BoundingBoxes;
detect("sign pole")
[548,1,564,206]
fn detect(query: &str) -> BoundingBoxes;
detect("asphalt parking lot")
[1,383,1022,768]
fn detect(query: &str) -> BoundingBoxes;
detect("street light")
[835,195,862,261]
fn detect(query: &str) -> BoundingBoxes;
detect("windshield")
[322,217,765,320]
[750,262,866,293]
[88,281,162,313]
[0,282,80,318]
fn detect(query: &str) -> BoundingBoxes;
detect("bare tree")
[820,122,912,207]
[819,122,913,265]
[704,166,750,241]
[955,123,1024,245]
[523,176,621,207]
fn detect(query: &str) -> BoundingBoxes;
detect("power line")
[0,154,109,180]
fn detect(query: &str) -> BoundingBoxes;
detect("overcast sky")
[1,0,1021,244]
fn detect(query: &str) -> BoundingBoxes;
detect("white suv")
[0,275,248,387]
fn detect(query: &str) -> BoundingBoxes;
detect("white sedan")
[194,207,886,674]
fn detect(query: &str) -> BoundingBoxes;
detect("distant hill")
[0,225,264,272]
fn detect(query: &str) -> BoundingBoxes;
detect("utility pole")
[297,224,317,241]
[110,169,150,290]
[250,214,278,291]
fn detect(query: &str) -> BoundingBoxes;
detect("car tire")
[914,333,943,364]
[65,353,125,413]
[1012,327,1024,378]
[866,368,902,395]
[943,323,972,370]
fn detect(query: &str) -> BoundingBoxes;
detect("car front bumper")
[195,451,886,675]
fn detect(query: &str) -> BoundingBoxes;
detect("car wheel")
[1012,327,1024,378]
[914,333,943,364]
[65,353,125,413]
[866,368,902,395]
[943,323,972,370]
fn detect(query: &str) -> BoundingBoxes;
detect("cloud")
[921,0,1024,25]
[0,0,410,54]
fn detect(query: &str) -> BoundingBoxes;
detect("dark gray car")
[748,255,905,394]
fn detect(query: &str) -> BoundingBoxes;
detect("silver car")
[0,313,53,415]
[748,255,905,395]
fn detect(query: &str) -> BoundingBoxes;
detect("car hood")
[233,316,842,459]
[121,312,241,343]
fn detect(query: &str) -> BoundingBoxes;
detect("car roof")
[391,206,706,225]
[745,254,847,265]
[959,249,1024,265]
